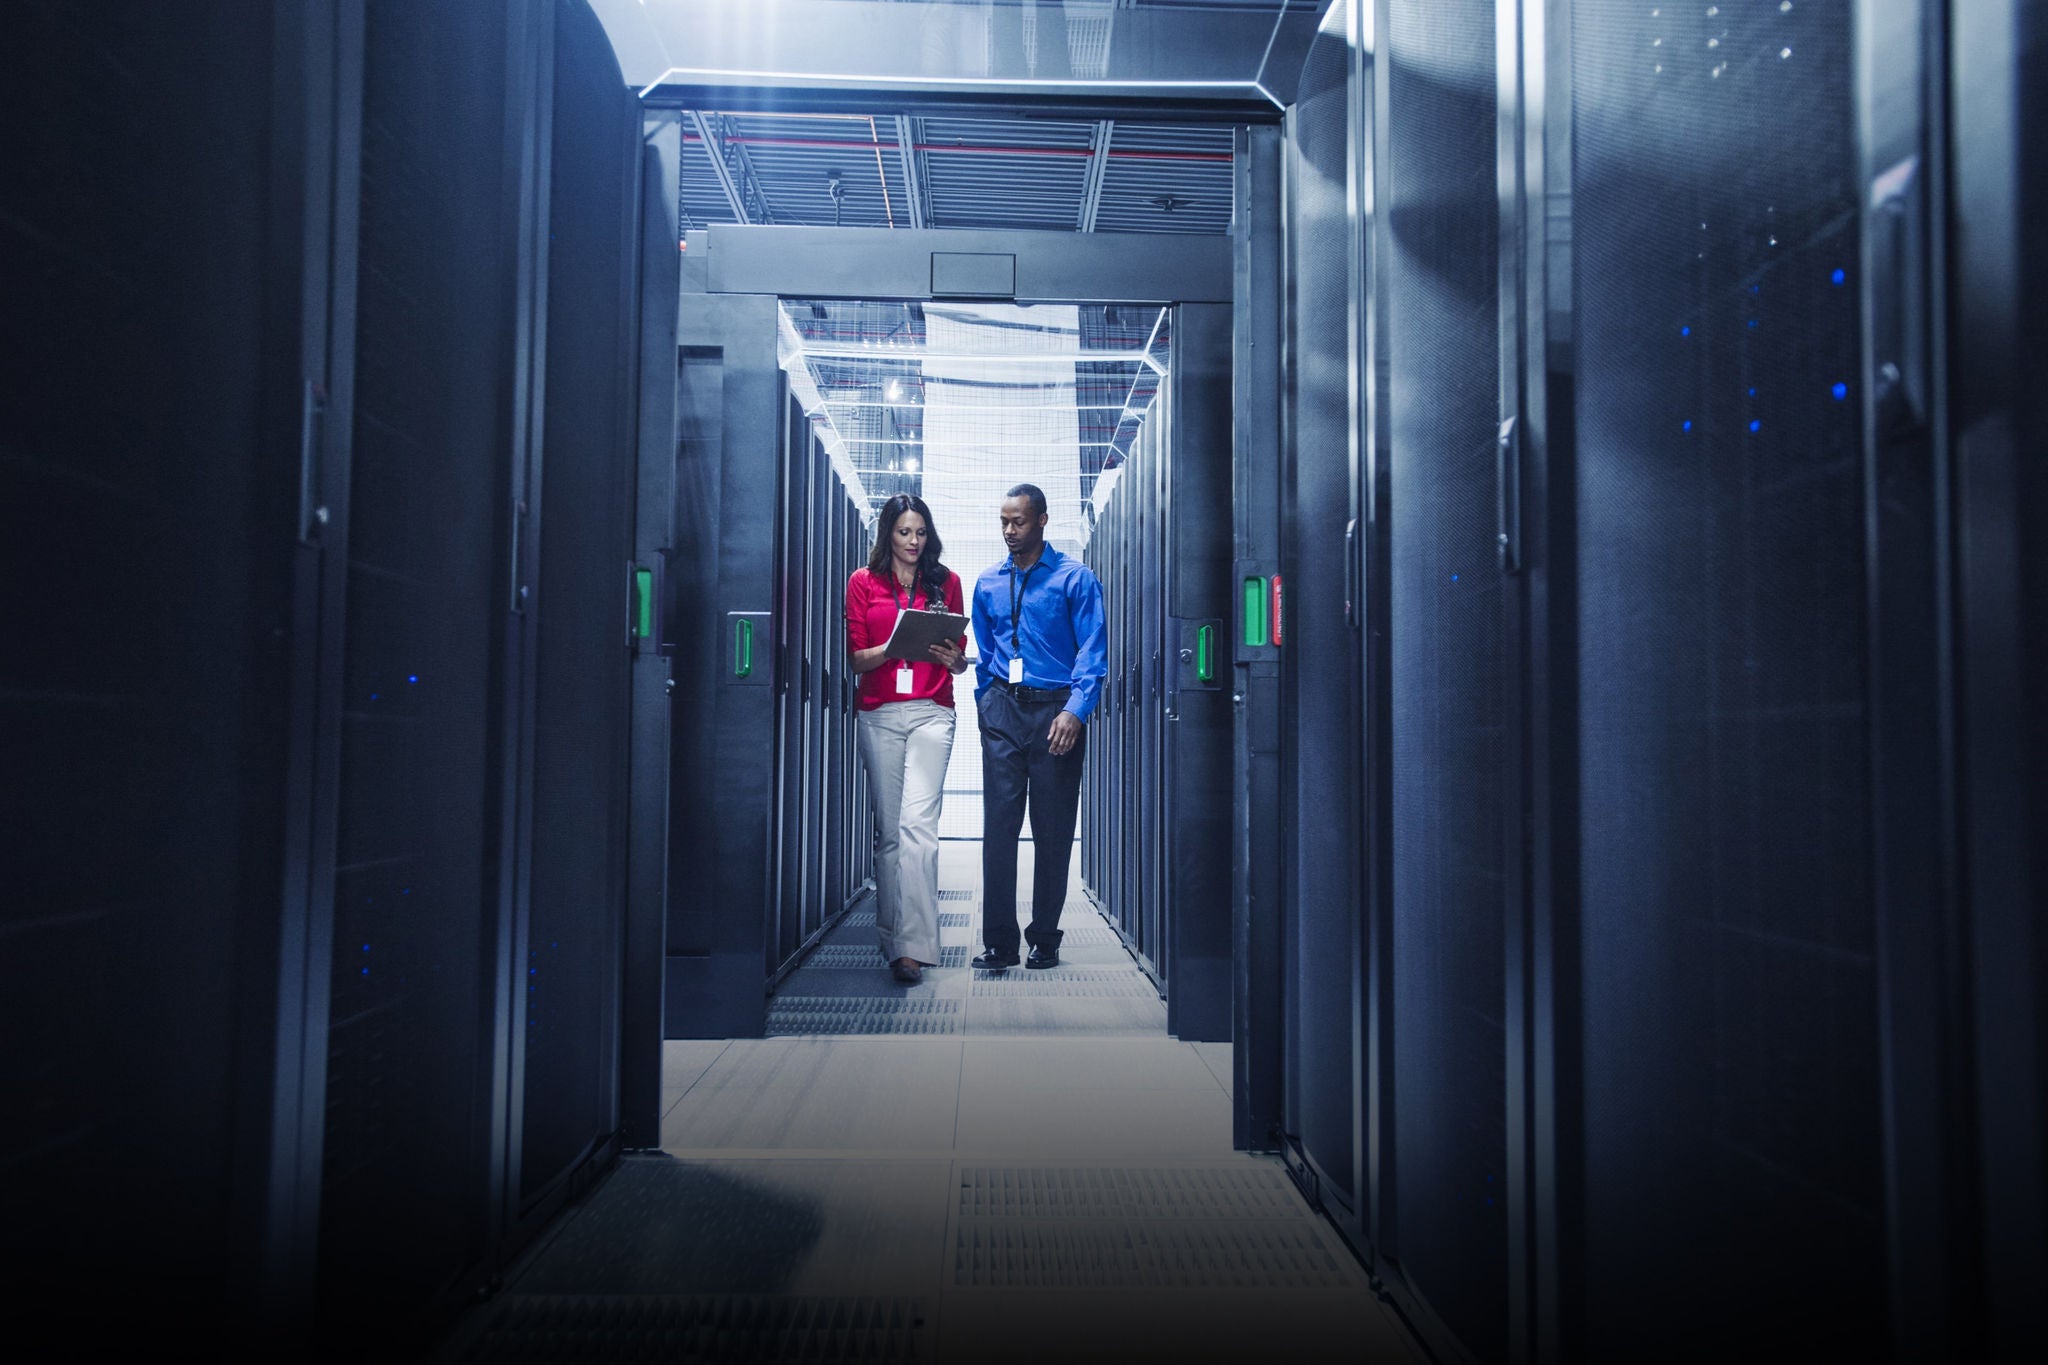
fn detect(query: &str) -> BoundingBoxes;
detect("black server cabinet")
[1279,11,1366,1230]
[1567,3,1884,1355]
[1165,307,1234,1043]
[666,309,872,1033]
[1381,0,1511,1358]
[769,410,870,986]
[1082,307,1232,1041]
[318,0,530,1320]
[320,0,639,1327]
[1,1,330,1338]
[513,0,637,1240]
[665,293,782,1039]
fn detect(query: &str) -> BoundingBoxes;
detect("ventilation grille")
[949,1167,1358,1290]
[767,998,963,1036]
[800,945,969,970]
[463,1294,927,1363]
[971,972,1158,998]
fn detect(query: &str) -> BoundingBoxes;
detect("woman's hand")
[928,640,967,675]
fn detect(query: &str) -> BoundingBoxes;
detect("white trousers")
[856,699,956,965]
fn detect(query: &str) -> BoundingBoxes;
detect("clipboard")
[881,607,970,662]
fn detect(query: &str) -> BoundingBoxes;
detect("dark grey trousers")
[978,683,1088,954]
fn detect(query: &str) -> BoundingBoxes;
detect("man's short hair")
[1006,483,1048,520]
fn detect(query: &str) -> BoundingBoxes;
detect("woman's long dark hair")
[868,493,949,604]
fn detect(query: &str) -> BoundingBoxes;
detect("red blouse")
[845,566,967,711]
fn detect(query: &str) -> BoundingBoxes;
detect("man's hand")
[1048,710,1082,757]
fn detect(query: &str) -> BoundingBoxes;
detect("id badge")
[1008,658,1024,686]
[896,666,914,695]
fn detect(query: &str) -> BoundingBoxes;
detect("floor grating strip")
[767,997,963,1035]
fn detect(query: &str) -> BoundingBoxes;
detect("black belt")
[991,677,1071,706]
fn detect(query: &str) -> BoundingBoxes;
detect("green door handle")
[634,568,654,640]
[734,617,754,677]
[1195,624,1215,682]
[1242,577,1269,648]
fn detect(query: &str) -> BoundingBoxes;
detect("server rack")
[1082,309,1233,1042]
[1255,2,2042,1360]
[768,401,874,987]
[6,0,645,1345]
[664,313,874,1039]
[1276,5,1368,1251]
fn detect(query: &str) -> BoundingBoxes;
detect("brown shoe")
[890,958,923,983]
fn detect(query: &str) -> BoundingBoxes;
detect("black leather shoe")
[972,949,1020,971]
[1026,944,1059,970]
[890,958,923,983]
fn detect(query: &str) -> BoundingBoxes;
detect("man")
[969,483,1109,971]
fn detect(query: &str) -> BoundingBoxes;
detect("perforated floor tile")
[955,1166,1302,1221]
[463,1294,928,1362]
[947,1166,1363,1291]
[767,998,963,1035]
[950,1222,1147,1288]
[801,945,969,970]
[937,911,971,928]
[969,973,1159,998]
[937,889,972,901]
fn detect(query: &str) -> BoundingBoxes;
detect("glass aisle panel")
[1571,3,1883,1354]
[1384,0,1509,1357]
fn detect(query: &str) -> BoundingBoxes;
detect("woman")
[845,494,969,983]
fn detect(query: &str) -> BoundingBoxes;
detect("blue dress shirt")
[970,545,1109,722]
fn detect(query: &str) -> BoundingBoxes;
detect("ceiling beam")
[1078,120,1114,232]
[603,0,1305,120]
[893,114,926,230]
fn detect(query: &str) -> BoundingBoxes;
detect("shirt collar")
[999,544,1062,576]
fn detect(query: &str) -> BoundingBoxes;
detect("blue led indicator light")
[1749,419,1762,433]
[370,693,379,702]
[1832,382,1849,400]
[1747,319,1757,328]
[1680,325,1691,337]
[362,943,370,952]
[1450,574,1459,583]
[1832,268,1846,285]
[1683,420,1693,432]
[361,967,370,976]
[408,674,419,684]
[1748,387,1757,398]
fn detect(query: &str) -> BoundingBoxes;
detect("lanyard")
[1008,560,1040,647]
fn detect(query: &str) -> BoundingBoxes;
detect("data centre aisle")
[438,842,1424,1364]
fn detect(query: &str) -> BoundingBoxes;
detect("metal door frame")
[627,217,1239,1122]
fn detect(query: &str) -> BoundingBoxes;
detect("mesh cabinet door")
[320,0,520,1314]
[1570,3,1883,1354]
[1383,1,1510,1357]
[1282,15,1363,1219]
[517,0,637,1214]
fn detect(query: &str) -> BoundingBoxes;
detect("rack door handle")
[734,617,754,677]
[1496,416,1521,576]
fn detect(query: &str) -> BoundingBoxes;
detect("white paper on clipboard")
[880,607,969,662]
